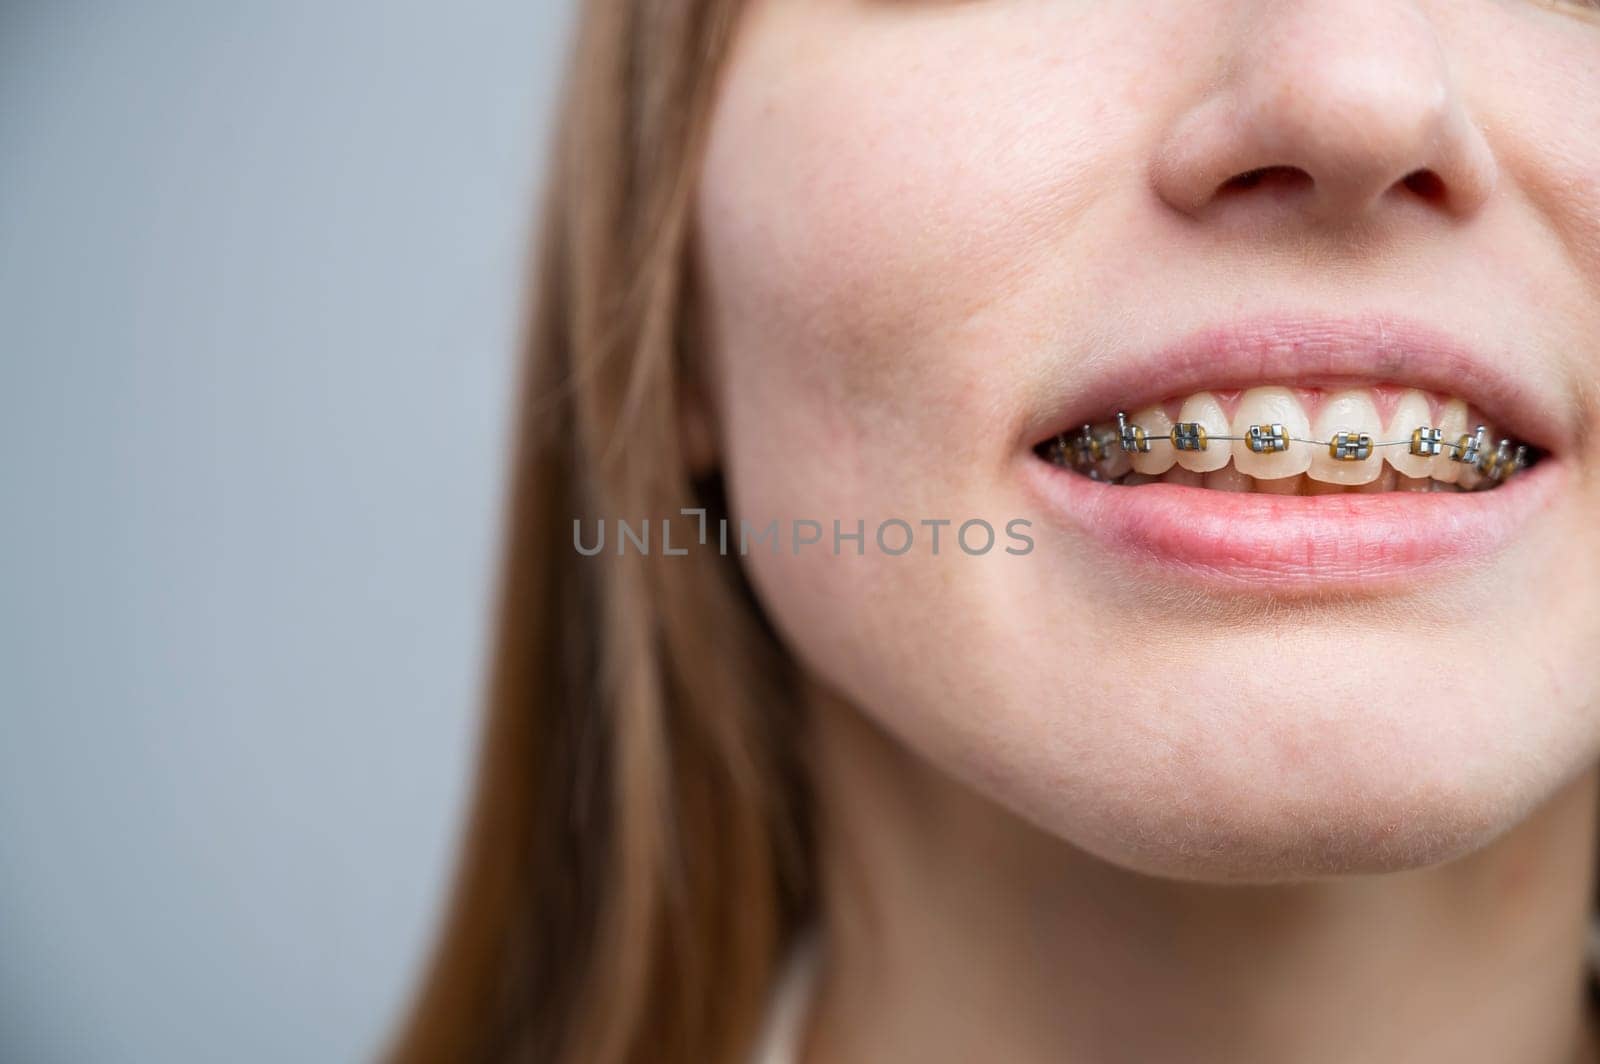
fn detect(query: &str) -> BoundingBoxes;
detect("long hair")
[387,2,813,1061]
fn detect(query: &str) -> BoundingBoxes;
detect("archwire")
[1043,411,1529,487]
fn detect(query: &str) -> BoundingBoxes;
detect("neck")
[799,690,1600,1064]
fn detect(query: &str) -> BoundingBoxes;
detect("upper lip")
[1028,311,1571,456]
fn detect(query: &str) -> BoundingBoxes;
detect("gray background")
[0,2,573,1060]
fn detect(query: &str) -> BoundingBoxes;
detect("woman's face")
[694,0,1600,879]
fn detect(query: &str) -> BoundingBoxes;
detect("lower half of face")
[695,0,1600,881]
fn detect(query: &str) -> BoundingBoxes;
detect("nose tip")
[1150,9,1497,226]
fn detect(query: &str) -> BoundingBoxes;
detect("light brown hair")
[387,2,813,1061]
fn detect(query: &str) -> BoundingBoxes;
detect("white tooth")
[1128,404,1176,475]
[1355,466,1398,493]
[1254,475,1304,495]
[1091,421,1133,480]
[1431,398,1468,484]
[1100,454,1134,480]
[1476,431,1517,487]
[1383,389,1436,479]
[1172,392,1231,473]
[1308,389,1384,485]
[1458,443,1486,491]
[1160,466,1204,487]
[1204,463,1253,492]
[1231,386,1312,479]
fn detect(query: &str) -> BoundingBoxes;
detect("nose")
[1150,1,1497,226]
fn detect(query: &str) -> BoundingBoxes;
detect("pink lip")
[1025,312,1572,454]
[1025,457,1564,591]
[1021,313,1571,591]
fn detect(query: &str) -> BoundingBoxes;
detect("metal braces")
[1246,422,1288,453]
[1053,413,1533,487]
[1329,431,1373,462]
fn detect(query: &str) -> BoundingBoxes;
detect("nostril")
[1214,165,1450,210]
[1217,165,1313,196]
[1401,168,1446,202]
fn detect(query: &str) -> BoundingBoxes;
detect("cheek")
[694,4,1149,500]
[691,3,1206,745]
[1448,5,1600,396]
[691,13,1119,717]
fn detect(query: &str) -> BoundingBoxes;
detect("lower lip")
[1024,456,1565,591]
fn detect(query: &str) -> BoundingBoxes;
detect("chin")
[1046,753,1530,885]
[949,658,1578,884]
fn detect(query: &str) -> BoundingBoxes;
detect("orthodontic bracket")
[1073,423,1108,463]
[1480,440,1525,483]
[1410,426,1443,457]
[1246,422,1289,453]
[1450,425,1487,466]
[1042,411,1535,488]
[1117,410,1150,454]
[1171,422,1208,451]
[1329,431,1373,462]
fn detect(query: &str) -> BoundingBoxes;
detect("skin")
[692,1,1600,1060]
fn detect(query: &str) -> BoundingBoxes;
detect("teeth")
[1308,389,1384,486]
[1172,392,1231,474]
[1431,398,1469,484]
[1231,386,1312,479]
[1304,476,1350,496]
[1355,465,1399,493]
[1383,389,1435,478]
[1457,444,1487,491]
[1045,384,1535,494]
[1097,430,1133,480]
[1482,438,1525,485]
[1254,474,1304,495]
[1204,465,1254,492]
[1128,404,1176,475]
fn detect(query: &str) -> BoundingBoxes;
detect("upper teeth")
[1048,386,1531,491]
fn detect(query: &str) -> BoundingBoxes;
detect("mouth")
[1032,383,1543,493]
[1023,315,1569,590]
